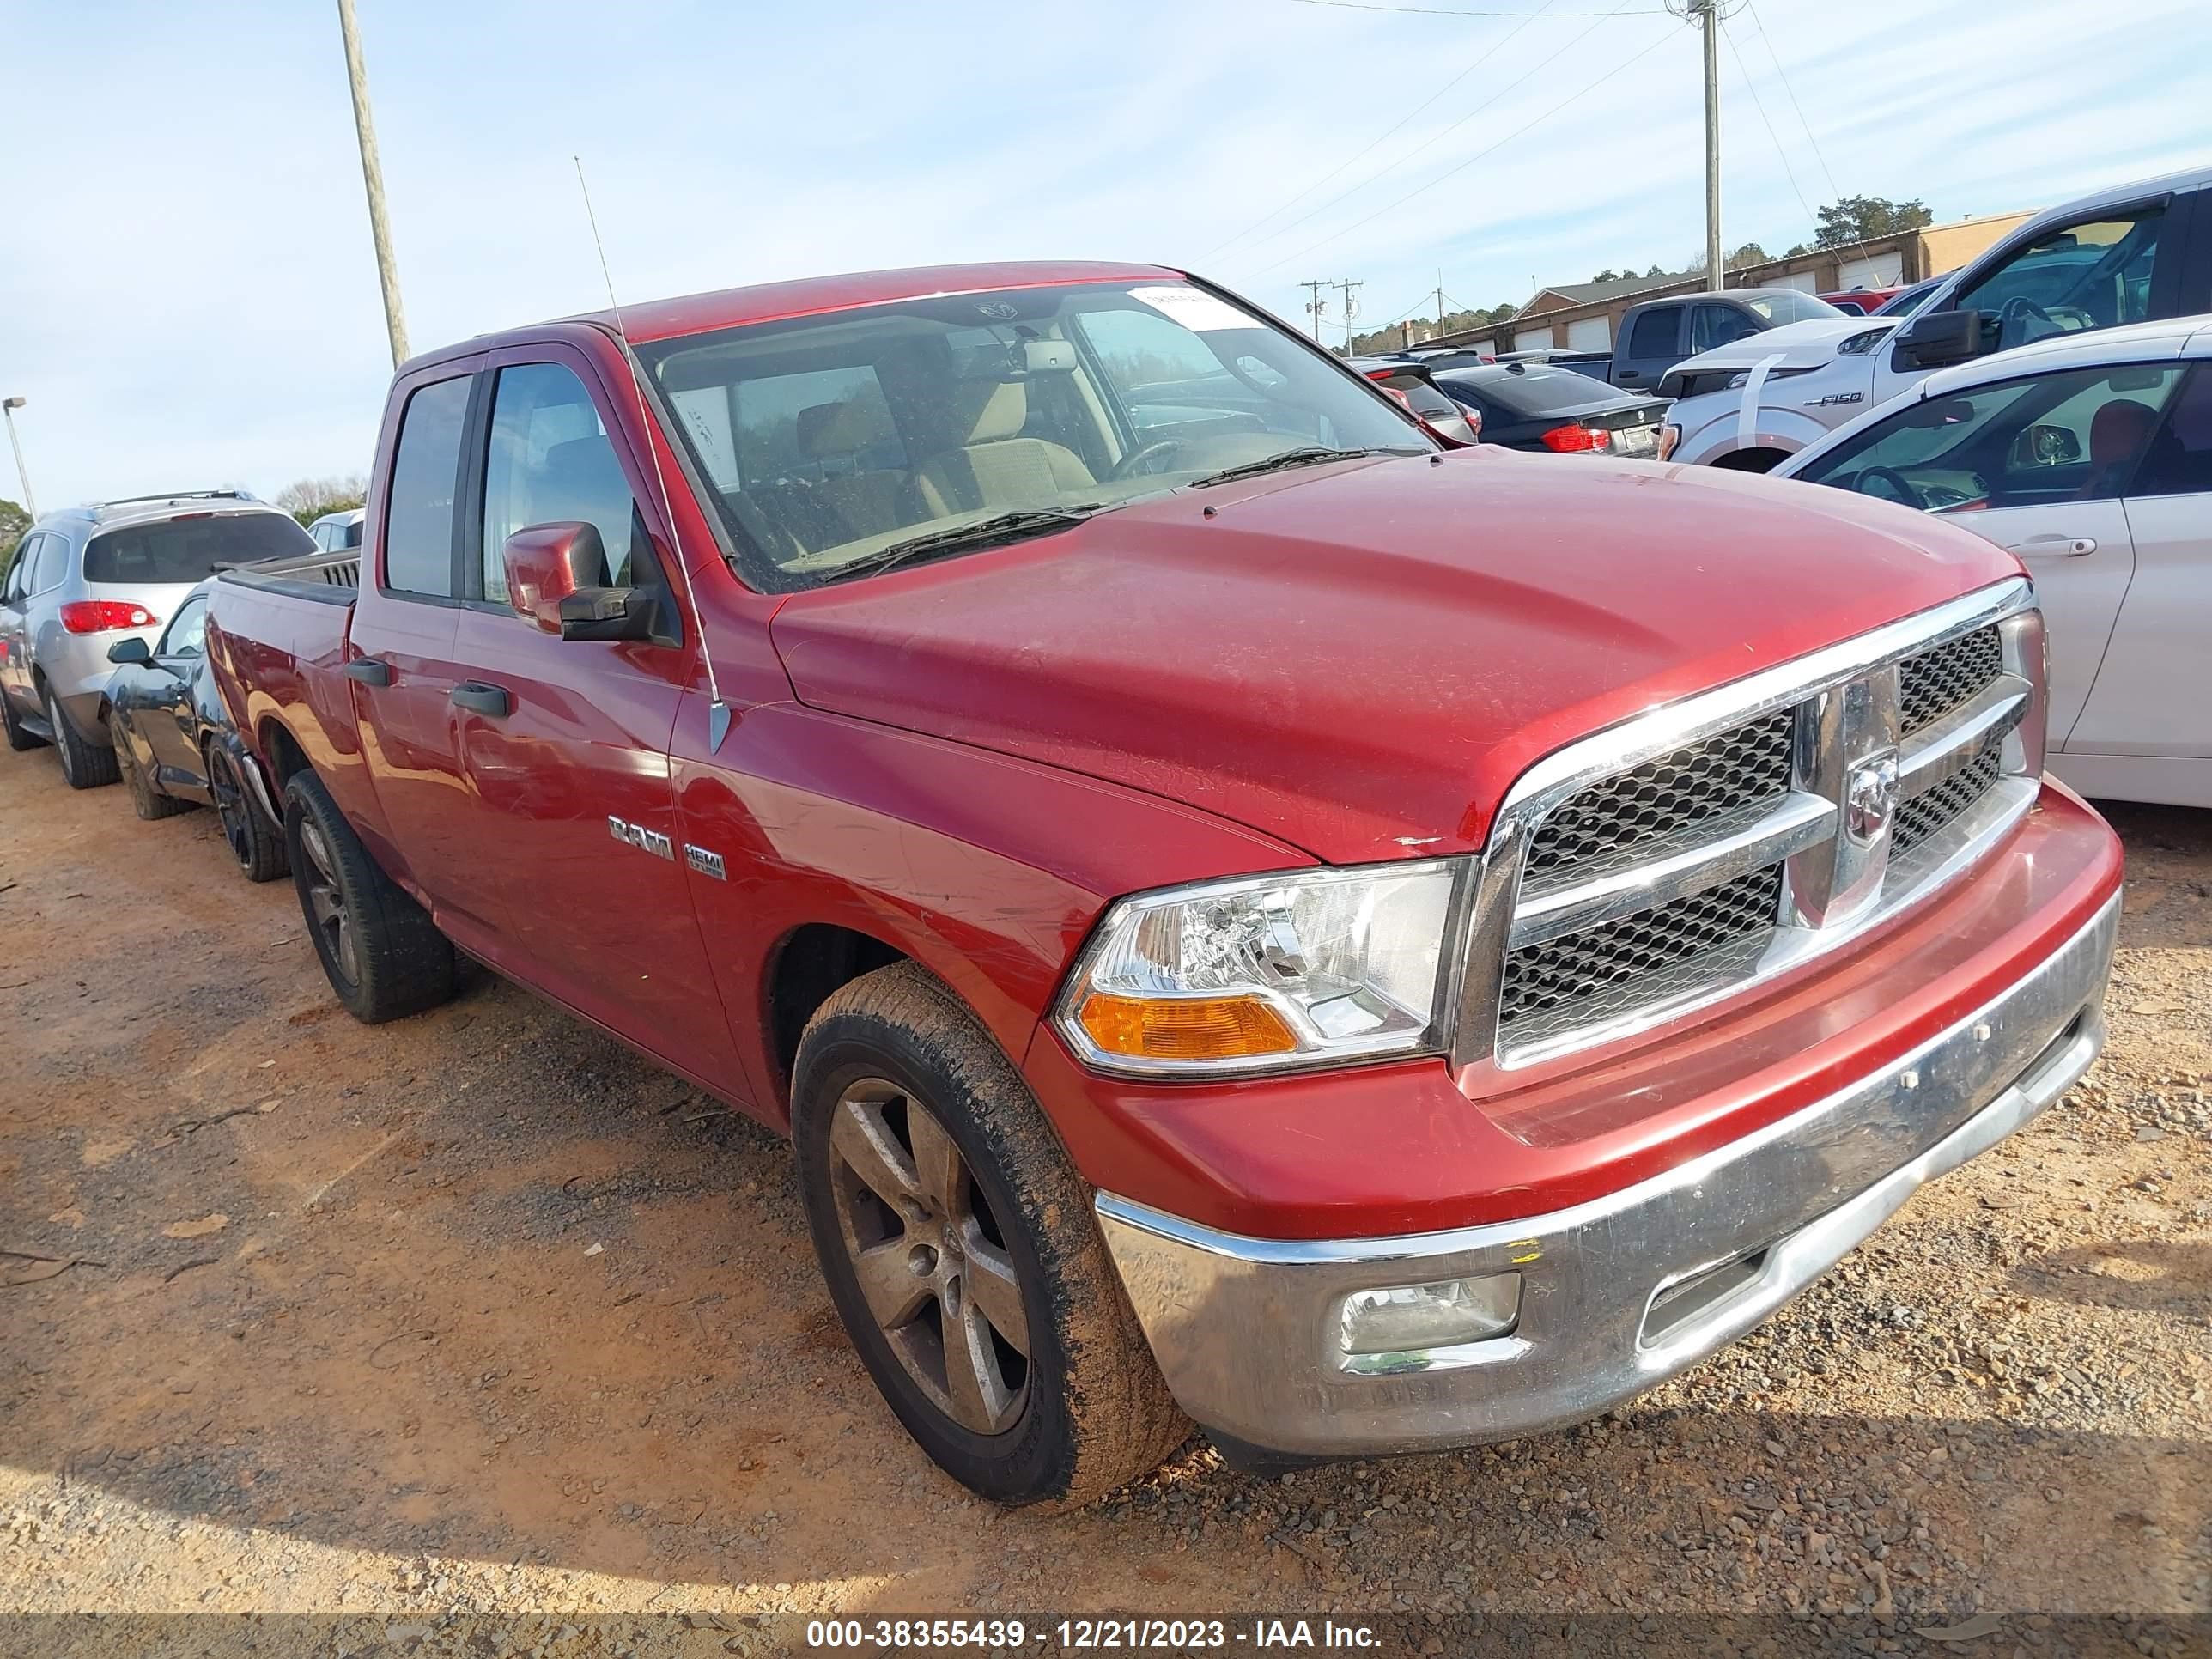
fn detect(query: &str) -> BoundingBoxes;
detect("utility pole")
[337,0,410,366]
[1337,278,1363,351]
[1299,279,1330,343]
[2,397,34,519]
[1670,0,1740,293]
[1436,270,1446,332]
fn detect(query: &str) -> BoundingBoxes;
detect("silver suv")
[0,492,314,787]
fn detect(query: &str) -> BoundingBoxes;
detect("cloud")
[3,0,2205,502]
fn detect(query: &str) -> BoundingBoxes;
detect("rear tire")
[48,686,119,789]
[1,690,41,752]
[283,769,456,1023]
[112,712,187,820]
[793,962,1188,1507]
[210,745,287,881]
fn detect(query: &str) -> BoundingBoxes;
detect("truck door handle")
[451,681,513,718]
[343,658,392,686]
[2015,535,2096,558]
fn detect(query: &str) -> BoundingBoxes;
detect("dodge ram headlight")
[1055,861,1462,1076]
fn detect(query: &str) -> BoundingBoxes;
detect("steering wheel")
[1107,439,1187,481]
[1854,465,1927,510]
[1998,295,2055,344]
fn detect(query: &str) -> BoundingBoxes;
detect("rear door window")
[31,532,70,592]
[2125,363,2212,499]
[85,513,312,585]
[383,375,474,599]
[1626,307,1680,359]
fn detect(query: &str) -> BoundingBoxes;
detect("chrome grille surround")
[1455,579,2045,1072]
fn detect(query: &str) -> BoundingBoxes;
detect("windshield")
[84,511,313,585]
[1741,290,1845,325]
[639,280,1430,590]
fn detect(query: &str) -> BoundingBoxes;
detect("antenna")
[574,155,732,752]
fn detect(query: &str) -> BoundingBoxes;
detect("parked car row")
[0,259,2134,1516]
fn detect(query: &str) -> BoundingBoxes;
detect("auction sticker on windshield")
[1129,285,1260,333]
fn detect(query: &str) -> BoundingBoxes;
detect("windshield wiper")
[1187,446,1400,489]
[823,507,1105,584]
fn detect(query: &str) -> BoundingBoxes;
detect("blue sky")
[4,0,2208,508]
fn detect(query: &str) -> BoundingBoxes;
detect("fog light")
[1339,1273,1522,1356]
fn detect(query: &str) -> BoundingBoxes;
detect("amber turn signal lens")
[1077,992,1298,1061]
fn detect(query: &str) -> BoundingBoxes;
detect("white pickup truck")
[1660,165,2212,471]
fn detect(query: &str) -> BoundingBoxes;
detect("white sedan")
[1772,316,2212,810]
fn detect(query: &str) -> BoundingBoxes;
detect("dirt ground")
[1,741,2207,1654]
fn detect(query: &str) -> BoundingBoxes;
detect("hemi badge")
[684,844,727,880]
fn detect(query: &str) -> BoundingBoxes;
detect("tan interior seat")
[794,400,921,544]
[916,380,1096,516]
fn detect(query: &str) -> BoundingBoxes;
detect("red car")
[1820,285,1905,315]
[206,261,2119,1505]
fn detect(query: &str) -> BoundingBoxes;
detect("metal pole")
[2,399,34,520]
[1701,0,1723,292]
[1300,279,1328,343]
[337,0,410,367]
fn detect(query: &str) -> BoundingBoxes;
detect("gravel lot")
[1,747,2206,1656]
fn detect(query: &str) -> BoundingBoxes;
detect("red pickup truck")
[206,261,2121,1506]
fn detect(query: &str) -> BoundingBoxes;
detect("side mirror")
[501,521,665,643]
[556,586,664,643]
[1897,308,1981,369]
[501,521,600,634]
[2011,422,2084,468]
[107,637,152,665]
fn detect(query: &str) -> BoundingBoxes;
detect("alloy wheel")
[828,1078,1031,1436]
[297,817,361,986]
[210,753,253,867]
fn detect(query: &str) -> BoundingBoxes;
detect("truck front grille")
[1461,588,2041,1069]
[1523,709,1794,877]
[1500,864,1784,1036]
[1899,624,2002,734]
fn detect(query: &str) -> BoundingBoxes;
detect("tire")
[112,712,188,820]
[793,962,1188,1507]
[1,689,41,752]
[283,769,456,1023]
[209,744,287,881]
[48,685,119,789]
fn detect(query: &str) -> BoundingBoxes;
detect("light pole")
[3,397,34,520]
[336,0,410,367]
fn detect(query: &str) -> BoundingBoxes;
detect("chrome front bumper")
[1095,895,2118,1462]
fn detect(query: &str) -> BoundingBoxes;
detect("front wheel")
[112,712,188,820]
[793,962,1188,1507]
[283,769,456,1023]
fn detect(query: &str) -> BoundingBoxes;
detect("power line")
[1203,0,1562,261]
[1718,17,1815,222]
[1745,0,1839,202]
[1288,0,1665,15]
[1230,0,1640,270]
[1256,22,1678,275]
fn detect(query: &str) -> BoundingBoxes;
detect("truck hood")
[1672,316,1897,376]
[767,449,2020,865]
